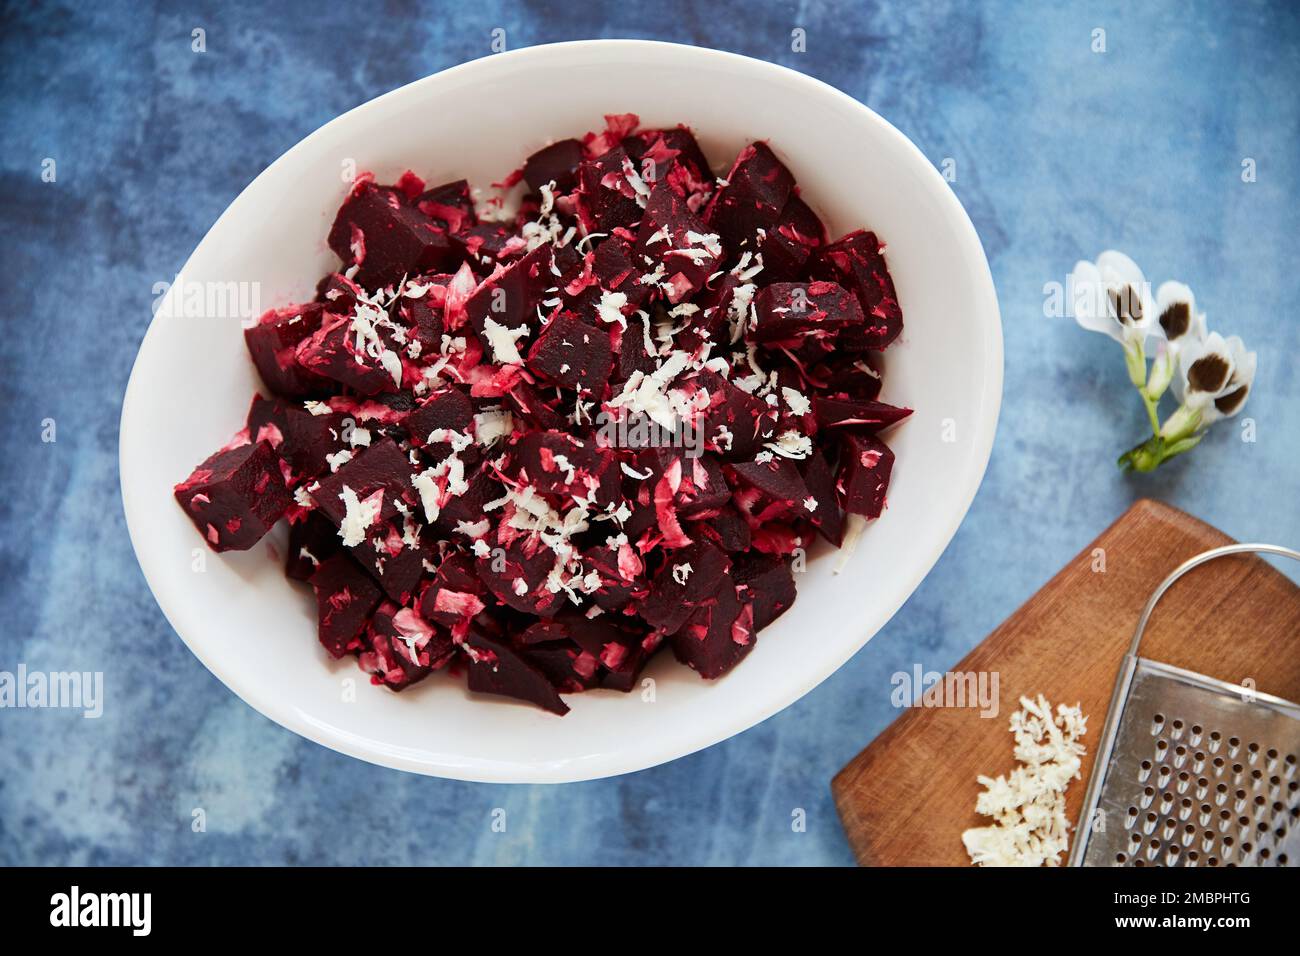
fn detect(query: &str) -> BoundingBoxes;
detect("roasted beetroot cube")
[673,273,737,357]
[418,553,488,640]
[692,501,753,552]
[404,388,474,447]
[589,237,651,310]
[811,230,904,349]
[520,613,639,688]
[633,181,723,304]
[750,281,864,344]
[637,448,730,518]
[576,146,645,233]
[798,447,844,546]
[839,432,895,519]
[759,195,826,281]
[350,516,433,604]
[526,312,614,394]
[428,465,502,535]
[243,303,331,398]
[506,379,569,431]
[523,138,585,193]
[639,539,731,634]
[549,614,655,693]
[361,602,452,690]
[415,179,476,234]
[286,510,343,581]
[175,439,292,552]
[812,396,912,432]
[328,182,455,290]
[730,456,810,509]
[617,315,659,379]
[579,537,645,612]
[464,633,569,715]
[294,310,401,395]
[670,576,755,679]
[312,438,415,533]
[697,370,777,461]
[817,356,884,400]
[732,553,796,631]
[521,639,601,693]
[509,430,621,505]
[705,142,794,251]
[451,222,522,266]
[465,244,554,361]
[396,287,445,351]
[315,272,364,315]
[476,537,564,618]
[600,633,661,692]
[309,553,383,658]
[639,127,712,185]
[246,394,346,481]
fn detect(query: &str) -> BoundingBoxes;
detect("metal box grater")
[1070,544,1300,868]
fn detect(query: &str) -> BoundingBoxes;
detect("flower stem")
[1140,391,1161,436]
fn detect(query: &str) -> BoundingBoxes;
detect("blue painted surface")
[1,1,1297,866]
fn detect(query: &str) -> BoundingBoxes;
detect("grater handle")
[1127,543,1300,658]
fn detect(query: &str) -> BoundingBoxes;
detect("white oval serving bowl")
[120,40,1002,783]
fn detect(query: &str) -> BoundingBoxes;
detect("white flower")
[1174,331,1235,408]
[1150,281,1205,348]
[1198,335,1256,426]
[1069,251,1155,347]
[1144,281,1206,399]
[1162,332,1255,438]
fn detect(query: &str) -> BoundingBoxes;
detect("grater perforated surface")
[1082,659,1300,867]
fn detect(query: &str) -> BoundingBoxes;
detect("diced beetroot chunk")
[732,553,796,630]
[415,179,476,234]
[464,634,570,715]
[799,447,844,546]
[813,396,913,432]
[669,578,754,679]
[839,432,895,519]
[633,181,722,304]
[522,640,601,693]
[246,394,346,481]
[810,229,904,349]
[705,141,794,250]
[750,281,865,344]
[523,138,585,193]
[576,146,644,233]
[286,511,343,581]
[312,438,414,531]
[759,194,826,281]
[294,310,398,396]
[639,540,731,634]
[309,553,383,658]
[243,303,331,398]
[361,602,452,690]
[405,388,474,447]
[730,456,809,508]
[174,440,291,552]
[525,312,614,394]
[327,182,454,289]
[464,244,555,358]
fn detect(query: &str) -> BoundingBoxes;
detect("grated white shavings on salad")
[961,695,1088,868]
[481,316,529,365]
[338,485,381,547]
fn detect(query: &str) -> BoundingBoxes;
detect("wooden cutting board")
[832,498,1300,866]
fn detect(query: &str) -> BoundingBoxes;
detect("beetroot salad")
[173,114,911,715]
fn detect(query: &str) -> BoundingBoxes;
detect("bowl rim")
[119,38,1003,783]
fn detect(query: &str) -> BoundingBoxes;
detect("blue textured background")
[2,1,1297,866]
